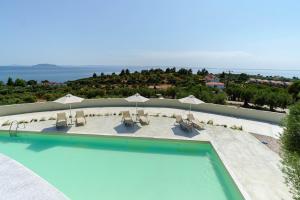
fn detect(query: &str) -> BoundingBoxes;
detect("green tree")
[23,95,37,103]
[240,86,255,107]
[238,73,249,83]
[213,92,227,104]
[44,93,57,101]
[265,91,278,111]
[27,80,37,86]
[197,68,208,76]
[178,68,192,75]
[281,103,300,200]
[277,91,293,110]
[198,90,213,103]
[165,87,177,98]
[226,84,242,101]
[7,77,14,86]
[253,90,267,107]
[85,89,105,98]
[14,78,26,87]
[288,81,300,100]
[119,69,126,76]
[41,80,49,85]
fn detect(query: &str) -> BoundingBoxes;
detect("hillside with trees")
[0,67,298,112]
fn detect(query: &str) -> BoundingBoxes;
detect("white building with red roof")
[205,74,225,89]
[206,81,225,89]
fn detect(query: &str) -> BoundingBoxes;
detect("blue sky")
[0,0,300,68]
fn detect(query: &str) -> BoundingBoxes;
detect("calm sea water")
[0,66,299,83]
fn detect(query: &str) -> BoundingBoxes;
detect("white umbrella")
[54,94,84,123]
[179,95,204,114]
[125,93,149,119]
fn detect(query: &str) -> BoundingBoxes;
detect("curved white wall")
[0,98,285,124]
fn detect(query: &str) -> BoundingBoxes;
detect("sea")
[0,65,299,83]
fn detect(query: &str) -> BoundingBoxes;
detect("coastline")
[0,65,299,82]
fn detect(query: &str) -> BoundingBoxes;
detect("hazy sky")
[1,0,300,68]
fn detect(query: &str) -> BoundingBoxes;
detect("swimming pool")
[0,132,244,200]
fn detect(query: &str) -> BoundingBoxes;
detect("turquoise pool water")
[0,132,244,200]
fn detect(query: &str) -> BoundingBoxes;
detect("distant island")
[32,64,60,68]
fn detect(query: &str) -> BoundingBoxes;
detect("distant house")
[41,81,64,86]
[206,82,225,89]
[148,84,172,90]
[205,74,224,89]
[205,74,220,82]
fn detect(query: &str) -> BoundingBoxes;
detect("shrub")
[23,95,37,103]
[230,125,237,130]
[18,120,28,124]
[207,120,213,125]
[2,120,10,126]
[30,118,38,122]
[213,92,227,105]
[281,103,300,199]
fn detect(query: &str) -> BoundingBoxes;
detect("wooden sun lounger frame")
[175,115,193,132]
[75,110,87,126]
[122,111,134,126]
[137,110,150,125]
[56,112,68,128]
[187,113,204,129]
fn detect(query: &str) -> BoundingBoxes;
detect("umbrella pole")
[136,102,137,121]
[189,104,191,114]
[69,104,72,124]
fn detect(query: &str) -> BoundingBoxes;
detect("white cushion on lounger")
[139,116,149,125]
[76,118,85,126]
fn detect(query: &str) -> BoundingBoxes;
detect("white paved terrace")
[0,154,67,200]
[0,107,292,200]
[0,107,283,138]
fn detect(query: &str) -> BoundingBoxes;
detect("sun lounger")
[56,112,67,128]
[180,120,193,132]
[187,113,204,129]
[137,110,149,125]
[75,110,86,126]
[175,115,183,124]
[122,111,134,126]
[175,115,192,132]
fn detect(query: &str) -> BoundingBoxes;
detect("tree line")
[226,83,293,111]
[0,68,299,112]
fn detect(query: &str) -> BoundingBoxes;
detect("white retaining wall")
[0,98,285,124]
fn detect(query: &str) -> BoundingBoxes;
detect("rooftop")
[206,82,225,86]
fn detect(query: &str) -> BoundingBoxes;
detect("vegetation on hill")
[0,67,298,112]
[226,83,292,110]
[281,102,300,200]
[66,68,227,104]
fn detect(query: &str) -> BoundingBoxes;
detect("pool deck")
[0,107,292,200]
[0,154,67,200]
